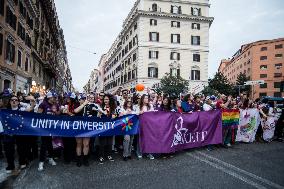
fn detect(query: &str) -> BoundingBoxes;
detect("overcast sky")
[55,0,284,91]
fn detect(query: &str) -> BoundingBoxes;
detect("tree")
[201,86,218,97]
[235,72,251,95]
[154,73,189,97]
[208,72,234,96]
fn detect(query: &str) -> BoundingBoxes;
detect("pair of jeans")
[123,135,134,157]
[98,136,113,158]
[39,136,54,162]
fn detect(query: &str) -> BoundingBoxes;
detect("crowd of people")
[0,88,283,174]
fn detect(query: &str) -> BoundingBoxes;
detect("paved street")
[0,141,283,189]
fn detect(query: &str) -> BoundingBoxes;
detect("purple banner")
[139,110,223,153]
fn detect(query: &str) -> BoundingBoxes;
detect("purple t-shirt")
[38,100,59,115]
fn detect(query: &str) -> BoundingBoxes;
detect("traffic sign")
[244,80,265,85]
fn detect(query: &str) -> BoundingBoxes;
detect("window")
[171,5,181,14]
[128,71,131,80]
[260,47,267,51]
[132,70,136,79]
[0,0,4,16]
[27,13,33,29]
[133,53,136,62]
[260,83,267,88]
[6,6,17,30]
[17,50,22,67]
[275,63,282,69]
[152,3,157,12]
[274,73,282,78]
[150,19,157,26]
[192,23,200,30]
[149,51,159,59]
[25,57,29,72]
[0,33,3,55]
[191,7,201,16]
[4,80,11,90]
[274,82,281,88]
[171,21,180,28]
[274,92,282,97]
[275,44,283,49]
[17,22,26,41]
[191,70,200,80]
[260,56,267,60]
[193,54,200,62]
[275,54,283,58]
[171,34,180,43]
[170,68,180,77]
[259,93,267,97]
[129,41,132,49]
[260,65,267,70]
[19,1,26,17]
[260,74,267,78]
[170,52,180,60]
[191,36,200,45]
[134,23,137,30]
[5,39,15,63]
[148,67,158,78]
[149,32,159,42]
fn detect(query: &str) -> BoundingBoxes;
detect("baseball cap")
[46,91,56,98]
[66,92,76,99]
[78,93,87,100]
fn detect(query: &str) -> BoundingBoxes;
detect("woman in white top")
[138,94,155,160]
[119,98,136,161]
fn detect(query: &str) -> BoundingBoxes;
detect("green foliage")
[235,72,251,95]
[201,86,218,97]
[208,72,234,96]
[154,73,189,97]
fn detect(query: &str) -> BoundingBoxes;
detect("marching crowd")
[0,88,283,174]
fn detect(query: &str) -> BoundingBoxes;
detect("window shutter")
[197,36,200,45]
[177,53,180,60]
[177,22,180,28]
[148,67,151,77]
[191,36,193,45]
[198,8,201,16]
[197,24,200,30]
[178,6,182,14]
[171,21,173,27]
[191,23,194,29]
[149,32,152,41]
[171,5,173,13]
[177,34,180,43]
[191,70,194,80]
[155,68,158,78]
[149,51,151,58]
[191,7,193,15]
[170,68,172,76]
[171,34,173,43]
[177,69,180,77]
[170,52,173,60]
[150,19,152,25]
[156,51,159,59]
[157,33,159,41]
[155,20,157,25]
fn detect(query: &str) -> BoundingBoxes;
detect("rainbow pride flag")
[222,109,240,128]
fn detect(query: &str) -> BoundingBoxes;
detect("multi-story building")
[99,0,213,93]
[218,38,284,99]
[0,0,72,94]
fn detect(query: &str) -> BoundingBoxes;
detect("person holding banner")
[138,94,155,160]
[38,91,58,171]
[181,94,195,113]
[4,96,29,173]
[97,94,117,164]
[119,98,136,161]
[74,93,99,166]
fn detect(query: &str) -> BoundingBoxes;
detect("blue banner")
[0,109,139,137]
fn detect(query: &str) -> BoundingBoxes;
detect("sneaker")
[48,158,56,166]
[147,154,155,160]
[107,156,114,162]
[38,162,44,171]
[6,166,14,174]
[137,155,142,159]
[123,157,128,161]
[20,164,27,170]
[225,143,231,147]
[99,157,105,164]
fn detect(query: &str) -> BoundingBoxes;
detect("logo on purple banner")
[139,110,223,153]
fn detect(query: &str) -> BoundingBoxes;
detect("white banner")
[236,109,260,143]
[261,117,276,142]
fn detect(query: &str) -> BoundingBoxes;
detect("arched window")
[191,66,200,80]
[4,79,11,90]
[148,62,158,78]
[169,62,181,77]
[152,3,157,12]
